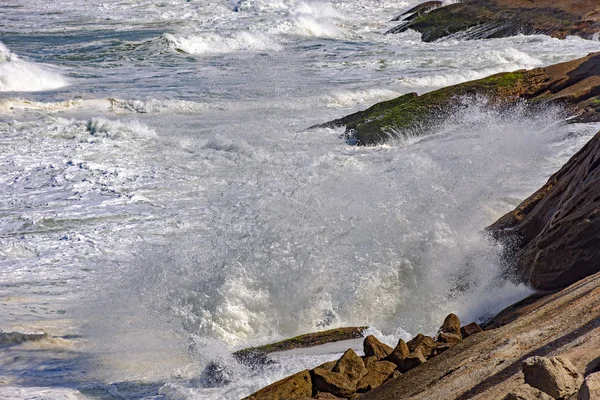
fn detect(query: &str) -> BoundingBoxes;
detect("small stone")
[333,348,368,384]
[243,370,312,400]
[312,367,357,398]
[386,338,410,365]
[461,322,484,339]
[356,360,397,392]
[578,372,600,400]
[363,335,393,360]
[439,313,461,336]
[407,334,436,359]
[396,351,427,373]
[522,356,583,399]
[501,384,553,400]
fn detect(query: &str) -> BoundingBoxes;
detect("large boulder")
[522,356,583,399]
[356,360,398,392]
[312,53,600,146]
[578,372,600,400]
[364,335,394,360]
[386,338,410,365]
[407,334,437,359]
[333,349,368,384]
[386,0,600,41]
[243,370,313,400]
[488,130,600,290]
[312,367,357,398]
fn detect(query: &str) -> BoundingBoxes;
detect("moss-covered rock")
[387,0,600,41]
[313,52,600,146]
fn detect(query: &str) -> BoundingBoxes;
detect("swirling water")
[1,1,600,398]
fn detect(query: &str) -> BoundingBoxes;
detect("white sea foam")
[163,31,282,55]
[0,42,69,92]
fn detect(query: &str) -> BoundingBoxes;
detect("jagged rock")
[243,370,312,400]
[386,0,600,41]
[316,360,337,371]
[364,335,393,360]
[391,1,443,21]
[363,356,379,369]
[502,385,554,400]
[461,322,484,339]
[522,356,583,399]
[436,332,462,345]
[0,331,47,346]
[578,372,600,400]
[488,127,600,290]
[396,351,427,373]
[312,53,600,146]
[333,349,368,384]
[312,367,357,398]
[386,338,410,365]
[439,313,461,336]
[407,334,436,359]
[356,360,398,393]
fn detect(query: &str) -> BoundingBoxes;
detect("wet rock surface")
[386,0,600,41]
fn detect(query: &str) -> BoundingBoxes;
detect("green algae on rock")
[387,0,600,41]
[313,52,600,145]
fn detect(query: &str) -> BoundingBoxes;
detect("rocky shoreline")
[244,4,600,398]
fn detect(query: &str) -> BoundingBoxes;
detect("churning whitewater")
[1,0,600,399]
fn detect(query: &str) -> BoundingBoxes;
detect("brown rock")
[502,385,554,400]
[488,129,600,290]
[315,360,337,372]
[333,349,368,384]
[243,370,312,400]
[314,392,344,399]
[364,335,393,360]
[578,372,600,400]
[436,332,462,345]
[356,361,397,393]
[362,356,379,369]
[312,367,356,398]
[407,334,436,359]
[396,351,427,373]
[439,313,461,336]
[386,338,410,365]
[522,356,583,399]
[461,322,484,339]
[384,370,402,383]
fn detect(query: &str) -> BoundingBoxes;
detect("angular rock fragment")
[243,369,312,400]
[502,384,553,400]
[333,348,368,384]
[407,334,437,359]
[364,335,393,360]
[386,338,410,365]
[578,372,600,400]
[396,351,427,373]
[522,356,583,399]
[356,360,397,393]
[461,322,484,339]
[312,367,357,398]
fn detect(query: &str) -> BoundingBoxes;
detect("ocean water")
[1,1,600,399]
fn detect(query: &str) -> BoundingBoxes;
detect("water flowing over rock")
[312,53,600,145]
[386,0,600,41]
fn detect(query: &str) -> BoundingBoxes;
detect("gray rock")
[578,372,600,400]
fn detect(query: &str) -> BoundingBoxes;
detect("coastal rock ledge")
[313,52,600,145]
[386,0,600,41]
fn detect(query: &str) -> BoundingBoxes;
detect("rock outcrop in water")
[488,130,600,290]
[313,52,600,145]
[386,0,600,41]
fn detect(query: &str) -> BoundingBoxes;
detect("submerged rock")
[522,356,583,399]
[386,0,600,41]
[488,129,600,290]
[312,53,600,145]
